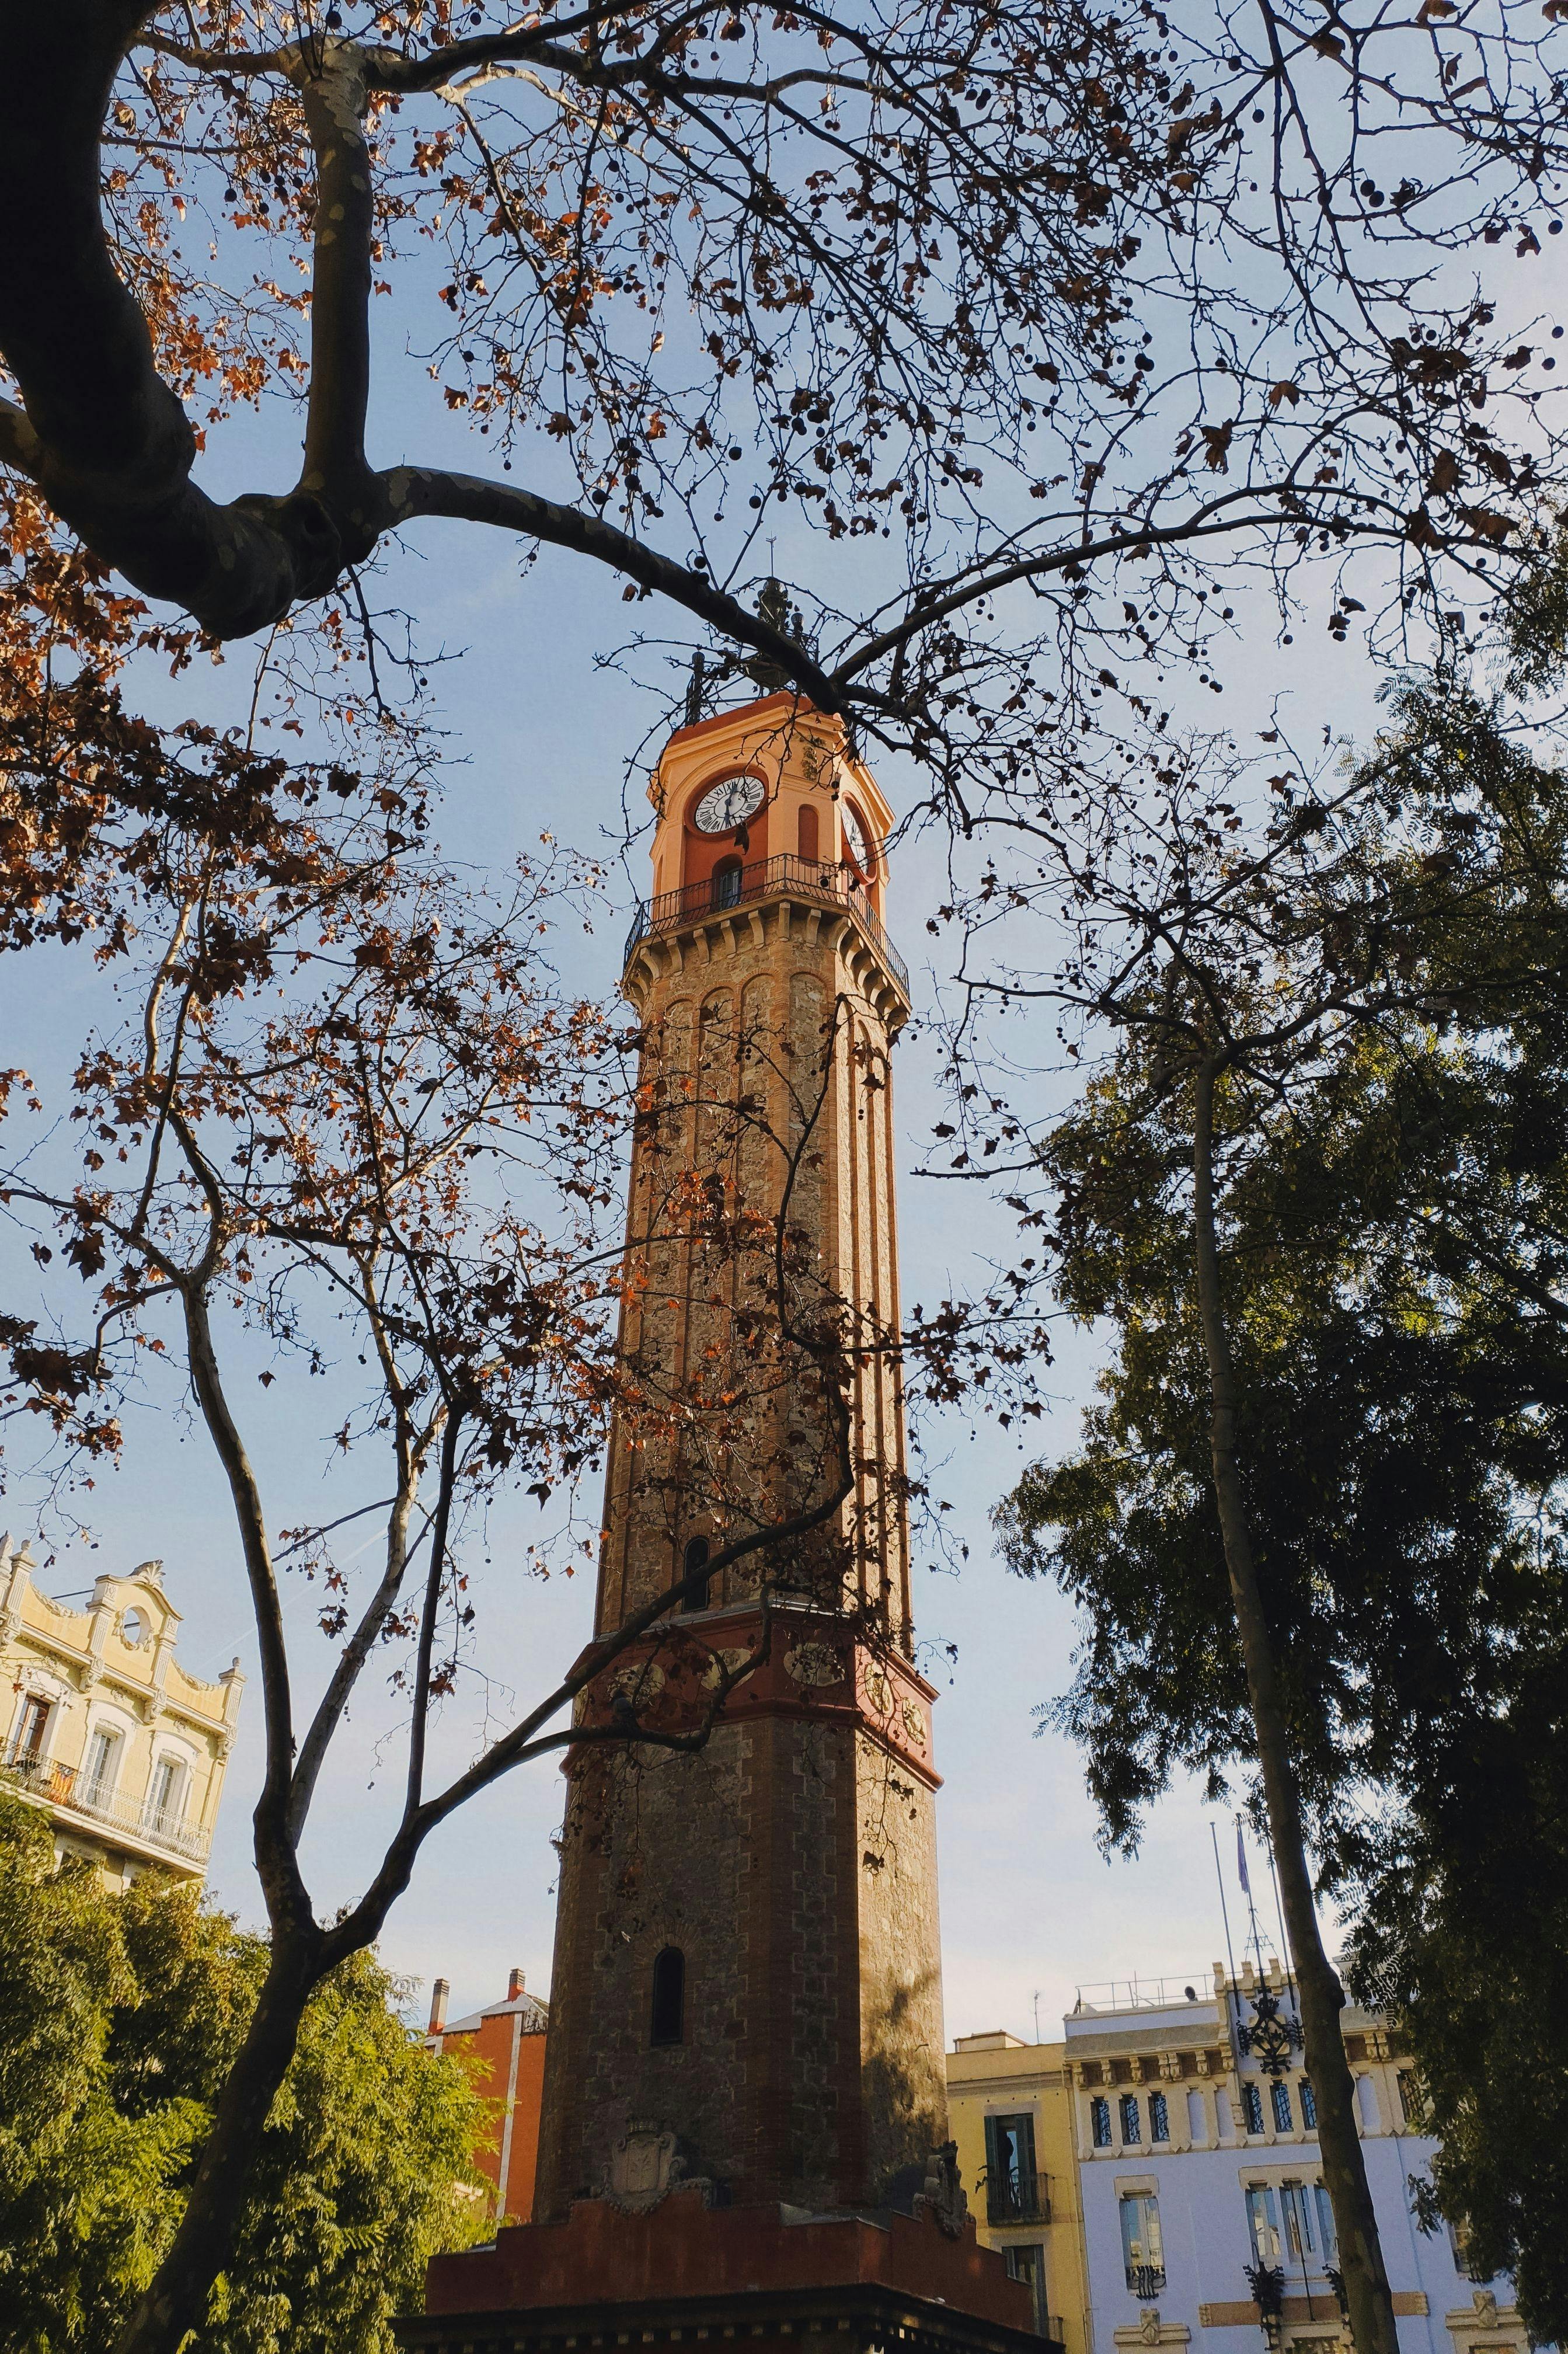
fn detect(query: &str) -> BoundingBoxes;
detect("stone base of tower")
[397,2192,1053,2354]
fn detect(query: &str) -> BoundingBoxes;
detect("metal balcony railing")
[986,2170,1051,2227]
[622,852,910,998]
[4,1747,210,1865]
[1127,2265,1167,2303]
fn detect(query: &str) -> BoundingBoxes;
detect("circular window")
[121,1608,144,1645]
[693,772,765,834]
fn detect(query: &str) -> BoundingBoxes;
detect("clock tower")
[409,692,1043,2354]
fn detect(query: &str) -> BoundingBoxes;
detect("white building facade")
[1065,1963,1529,2354]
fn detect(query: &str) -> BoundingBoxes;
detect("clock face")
[693,772,765,834]
[842,802,875,873]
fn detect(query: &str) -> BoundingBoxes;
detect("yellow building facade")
[1,1534,243,1884]
[949,2030,1094,2354]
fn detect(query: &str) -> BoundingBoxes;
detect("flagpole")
[1208,1818,1241,2048]
[1235,1813,1267,1975]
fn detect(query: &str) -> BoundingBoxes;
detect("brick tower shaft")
[533,692,949,2224]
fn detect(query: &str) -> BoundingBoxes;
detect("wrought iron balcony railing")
[1127,2265,1167,2303]
[986,2170,1051,2227]
[622,852,910,999]
[4,1746,210,1865]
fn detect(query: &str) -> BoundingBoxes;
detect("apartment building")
[1,1535,243,1885]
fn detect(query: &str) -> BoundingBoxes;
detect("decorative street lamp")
[1246,2262,1287,2354]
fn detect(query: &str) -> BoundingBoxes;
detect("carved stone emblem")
[603,2120,681,2213]
[1473,2292,1500,2328]
[785,1643,843,1688]
[912,2140,968,2238]
[900,1697,928,1748]
[701,1646,755,1690]
[864,1667,893,1716]
[1140,2311,1164,2346]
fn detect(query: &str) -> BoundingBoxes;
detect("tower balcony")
[623,851,910,1002]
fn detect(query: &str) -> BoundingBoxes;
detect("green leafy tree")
[971,668,1568,2352]
[0,1791,488,2354]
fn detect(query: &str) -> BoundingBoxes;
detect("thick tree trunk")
[112,1936,323,2354]
[1191,1058,1398,2354]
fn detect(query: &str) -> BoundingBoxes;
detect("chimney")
[508,1968,525,2002]
[427,1978,450,2035]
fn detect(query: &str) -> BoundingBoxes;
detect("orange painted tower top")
[633,692,904,1009]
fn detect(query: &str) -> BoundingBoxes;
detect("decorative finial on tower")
[744,577,795,692]
[684,648,706,729]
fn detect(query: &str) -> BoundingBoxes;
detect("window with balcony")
[83,1727,121,1808]
[1300,2078,1317,2129]
[1091,2095,1112,2148]
[1150,2090,1170,2144]
[1119,2092,1142,2144]
[1397,2068,1427,2130]
[147,1754,187,1832]
[12,1693,51,1761]
[1243,2080,1266,2134]
[984,2112,1042,2223]
[1271,2080,1294,2132]
[711,856,743,909]
[1120,2192,1165,2299]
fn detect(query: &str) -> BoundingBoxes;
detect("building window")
[83,1727,121,1806]
[650,1945,685,2046]
[1118,2092,1142,2145]
[680,1535,710,1614]
[1243,2080,1265,2135]
[1271,2080,1294,2132]
[1246,2184,1284,2263]
[1005,2244,1048,2332]
[1396,2069,1427,2130]
[147,1756,186,1830]
[984,2113,1040,2223]
[711,857,743,910]
[12,1693,51,1761]
[1300,2079,1317,2130]
[1149,2090,1169,2144]
[797,803,820,863]
[1120,2192,1165,2298]
[1313,2185,1338,2264]
[1448,2220,1493,2283]
[1090,2095,1111,2148]
[1281,2181,1317,2264]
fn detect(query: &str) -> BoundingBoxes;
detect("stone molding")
[1116,2313,1191,2350]
[1444,2288,1526,2354]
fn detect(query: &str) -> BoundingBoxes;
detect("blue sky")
[4,509,1363,2045]
[8,190,1555,2045]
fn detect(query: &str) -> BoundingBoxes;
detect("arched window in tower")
[711,856,743,910]
[680,1535,710,1614]
[841,800,876,880]
[797,802,819,863]
[650,1946,685,2046]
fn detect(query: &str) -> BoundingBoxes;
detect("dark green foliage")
[0,1793,486,2353]
[996,680,1568,2336]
